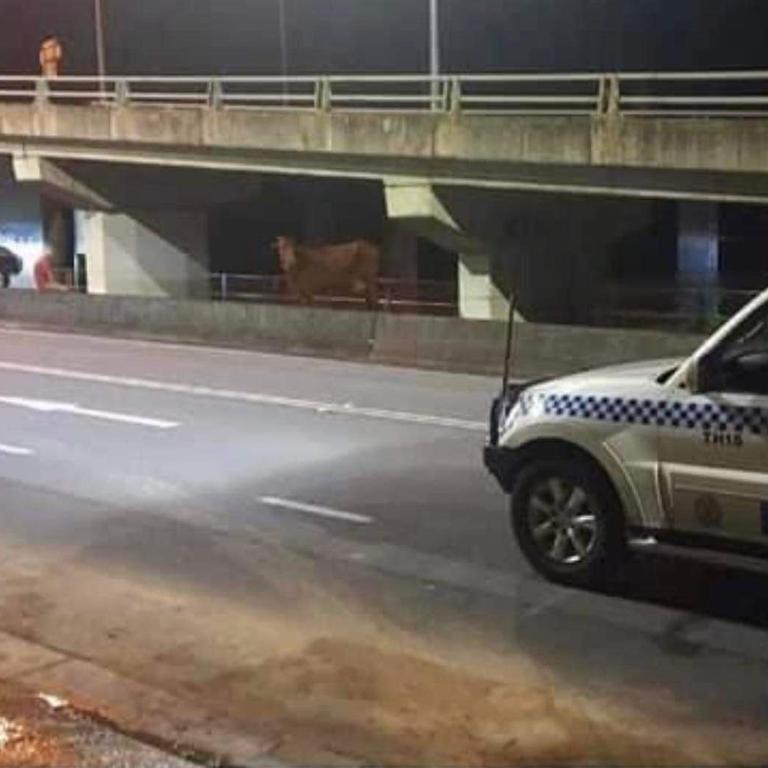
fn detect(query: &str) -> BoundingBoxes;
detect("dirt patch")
[0,687,78,767]
[212,637,718,767]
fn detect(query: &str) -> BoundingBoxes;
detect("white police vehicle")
[485,286,768,587]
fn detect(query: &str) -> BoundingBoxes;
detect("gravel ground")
[0,681,197,768]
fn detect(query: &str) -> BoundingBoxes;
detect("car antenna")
[501,288,518,396]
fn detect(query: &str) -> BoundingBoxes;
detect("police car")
[485,285,768,587]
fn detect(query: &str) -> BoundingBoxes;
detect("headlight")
[489,380,550,445]
[489,386,523,446]
[502,400,522,432]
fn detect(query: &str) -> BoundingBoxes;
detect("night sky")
[1,0,767,76]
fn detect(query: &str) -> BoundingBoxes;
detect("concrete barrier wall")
[0,291,704,378]
[0,292,377,360]
[372,313,703,378]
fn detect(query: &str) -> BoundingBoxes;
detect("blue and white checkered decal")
[525,392,768,435]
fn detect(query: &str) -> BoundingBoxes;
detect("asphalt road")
[0,326,767,765]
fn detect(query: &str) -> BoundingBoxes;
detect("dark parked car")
[0,246,23,288]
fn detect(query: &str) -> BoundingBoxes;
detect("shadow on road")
[608,550,768,629]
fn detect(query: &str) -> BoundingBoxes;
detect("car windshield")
[733,317,768,350]
[723,306,768,359]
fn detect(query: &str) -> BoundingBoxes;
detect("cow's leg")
[299,287,314,306]
[288,274,312,306]
[283,274,300,304]
[365,279,379,311]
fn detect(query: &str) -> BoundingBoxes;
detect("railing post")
[597,76,607,116]
[115,79,130,107]
[449,77,462,115]
[597,74,620,116]
[221,273,228,302]
[430,78,439,113]
[607,74,620,116]
[315,78,331,112]
[208,79,223,109]
[35,78,49,107]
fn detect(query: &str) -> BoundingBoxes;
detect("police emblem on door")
[694,495,723,530]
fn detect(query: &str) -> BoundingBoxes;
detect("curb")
[0,630,284,768]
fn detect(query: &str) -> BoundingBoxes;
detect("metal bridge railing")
[210,273,458,316]
[2,71,768,117]
[12,270,458,315]
[591,281,761,333]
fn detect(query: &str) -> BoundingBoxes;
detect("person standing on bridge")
[39,35,63,78]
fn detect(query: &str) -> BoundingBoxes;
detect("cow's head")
[273,236,297,272]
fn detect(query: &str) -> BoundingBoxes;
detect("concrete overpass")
[2,70,767,319]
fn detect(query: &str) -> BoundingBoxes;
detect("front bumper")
[484,445,519,493]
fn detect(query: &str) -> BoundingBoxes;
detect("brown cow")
[274,236,380,309]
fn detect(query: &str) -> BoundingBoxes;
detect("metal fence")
[211,273,457,315]
[3,70,768,117]
[591,281,760,333]
[18,270,457,315]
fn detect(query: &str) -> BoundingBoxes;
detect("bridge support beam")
[458,253,509,321]
[12,156,114,211]
[41,197,72,276]
[13,155,117,284]
[81,210,210,298]
[384,180,510,321]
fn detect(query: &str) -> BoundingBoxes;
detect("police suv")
[485,286,768,587]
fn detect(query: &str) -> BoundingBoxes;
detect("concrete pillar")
[385,181,510,321]
[459,253,508,321]
[678,202,720,324]
[83,210,210,298]
[42,198,72,273]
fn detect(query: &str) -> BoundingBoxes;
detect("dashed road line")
[0,443,34,457]
[260,496,374,525]
[0,361,485,432]
[0,396,179,430]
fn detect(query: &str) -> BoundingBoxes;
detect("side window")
[715,314,768,396]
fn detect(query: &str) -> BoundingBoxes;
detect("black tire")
[510,457,626,588]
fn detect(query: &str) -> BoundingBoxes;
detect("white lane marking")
[260,496,374,525]
[0,396,179,430]
[0,362,485,432]
[0,443,34,456]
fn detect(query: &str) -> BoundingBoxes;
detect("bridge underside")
[4,155,737,327]
[5,134,768,205]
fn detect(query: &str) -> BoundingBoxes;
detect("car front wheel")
[510,457,626,588]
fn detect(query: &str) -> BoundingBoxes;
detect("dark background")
[2,0,766,76]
